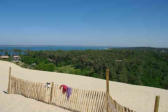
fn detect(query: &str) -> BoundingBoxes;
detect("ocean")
[0,45,110,51]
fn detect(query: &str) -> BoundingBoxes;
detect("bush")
[35,63,55,71]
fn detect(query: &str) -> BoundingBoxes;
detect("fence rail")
[9,75,135,112]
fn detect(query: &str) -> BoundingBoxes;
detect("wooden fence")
[8,75,136,112]
[8,68,136,112]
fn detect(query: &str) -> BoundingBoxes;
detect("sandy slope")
[0,60,168,112]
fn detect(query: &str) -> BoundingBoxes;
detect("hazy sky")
[0,0,168,47]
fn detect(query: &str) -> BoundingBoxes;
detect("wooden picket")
[9,75,135,112]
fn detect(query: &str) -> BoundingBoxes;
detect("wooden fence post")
[106,68,110,112]
[154,96,160,112]
[8,67,11,94]
[50,82,54,104]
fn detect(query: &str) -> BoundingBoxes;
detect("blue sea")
[0,45,110,51]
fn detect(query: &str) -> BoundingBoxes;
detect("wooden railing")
[8,67,137,112]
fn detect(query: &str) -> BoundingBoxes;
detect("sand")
[0,60,168,112]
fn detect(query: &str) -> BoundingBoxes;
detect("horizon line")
[0,44,168,49]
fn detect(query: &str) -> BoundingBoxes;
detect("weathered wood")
[10,75,136,112]
[154,96,160,112]
[106,69,110,94]
[106,68,110,112]
[8,67,11,94]
[50,82,54,104]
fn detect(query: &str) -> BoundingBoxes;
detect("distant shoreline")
[0,45,167,48]
[0,44,113,47]
[0,45,168,51]
[0,45,110,51]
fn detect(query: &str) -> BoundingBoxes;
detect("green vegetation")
[1,48,168,89]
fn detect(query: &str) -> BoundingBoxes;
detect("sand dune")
[0,60,168,112]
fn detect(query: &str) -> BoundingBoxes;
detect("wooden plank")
[49,82,54,104]
[154,96,160,112]
[106,68,110,112]
[8,67,12,94]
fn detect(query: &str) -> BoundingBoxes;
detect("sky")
[0,0,168,47]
